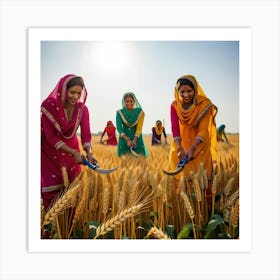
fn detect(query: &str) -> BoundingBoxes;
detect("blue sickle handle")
[177,155,189,168]
[82,157,99,170]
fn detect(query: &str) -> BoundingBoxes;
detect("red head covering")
[105,120,116,134]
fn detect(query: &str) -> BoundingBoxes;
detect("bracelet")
[192,144,197,149]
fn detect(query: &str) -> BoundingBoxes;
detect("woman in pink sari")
[41,74,96,210]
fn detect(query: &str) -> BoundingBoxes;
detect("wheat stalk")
[42,185,79,227]
[224,177,235,196]
[211,173,219,216]
[180,191,196,239]
[193,174,202,202]
[230,199,239,227]
[102,186,110,219]
[226,189,239,208]
[41,199,45,226]
[94,204,143,239]
[229,199,239,238]
[61,166,69,188]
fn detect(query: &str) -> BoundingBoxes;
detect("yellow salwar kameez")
[168,75,217,180]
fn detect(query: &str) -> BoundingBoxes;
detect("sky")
[41,40,239,134]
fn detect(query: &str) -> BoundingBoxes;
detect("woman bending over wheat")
[41,74,97,210]
[168,74,218,180]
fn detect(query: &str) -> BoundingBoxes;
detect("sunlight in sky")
[90,41,133,75]
[41,40,239,134]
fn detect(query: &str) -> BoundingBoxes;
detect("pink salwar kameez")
[41,74,92,210]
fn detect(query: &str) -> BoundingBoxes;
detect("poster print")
[28,27,252,252]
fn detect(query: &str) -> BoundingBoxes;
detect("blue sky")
[41,40,239,134]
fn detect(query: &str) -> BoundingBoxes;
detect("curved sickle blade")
[162,167,183,176]
[94,166,119,174]
[82,157,118,174]
[162,155,189,176]
[95,138,108,145]
[130,147,140,157]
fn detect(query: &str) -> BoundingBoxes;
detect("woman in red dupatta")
[41,74,96,210]
[100,120,118,145]
[169,75,217,180]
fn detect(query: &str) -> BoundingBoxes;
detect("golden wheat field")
[41,134,239,239]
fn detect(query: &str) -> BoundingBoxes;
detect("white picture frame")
[29,26,252,253]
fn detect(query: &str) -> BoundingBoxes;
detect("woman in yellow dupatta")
[152,120,167,145]
[168,74,217,180]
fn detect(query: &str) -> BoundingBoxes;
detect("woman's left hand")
[87,152,97,164]
[131,136,138,148]
[186,146,196,160]
[131,139,137,148]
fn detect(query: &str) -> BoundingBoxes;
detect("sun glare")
[91,41,133,74]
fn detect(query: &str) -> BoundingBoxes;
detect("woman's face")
[65,85,83,107]
[124,96,135,111]
[179,85,195,106]
[156,121,162,128]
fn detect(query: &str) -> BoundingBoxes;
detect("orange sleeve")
[197,109,211,142]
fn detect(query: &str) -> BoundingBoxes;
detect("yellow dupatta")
[154,123,164,135]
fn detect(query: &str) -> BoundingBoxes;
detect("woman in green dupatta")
[116,92,148,157]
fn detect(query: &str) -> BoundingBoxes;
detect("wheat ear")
[180,191,196,239]
[94,204,143,239]
[230,199,239,238]
[42,185,79,227]
[147,227,170,239]
[211,173,218,217]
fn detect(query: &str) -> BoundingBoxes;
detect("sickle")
[162,155,189,176]
[82,157,118,174]
[130,147,140,157]
[95,138,109,145]
[162,166,184,176]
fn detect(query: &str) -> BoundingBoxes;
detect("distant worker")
[116,92,148,157]
[217,124,229,143]
[151,120,167,145]
[100,120,118,146]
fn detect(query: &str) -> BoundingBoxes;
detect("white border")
[28,27,252,253]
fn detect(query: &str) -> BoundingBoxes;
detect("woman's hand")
[131,136,138,148]
[123,135,133,147]
[86,152,97,164]
[177,146,185,162]
[126,139,132,147]
[72,150,83,164]
[186,145,196,160]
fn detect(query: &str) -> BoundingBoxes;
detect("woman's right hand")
[177,146,185,162]
[126,139,132,147]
